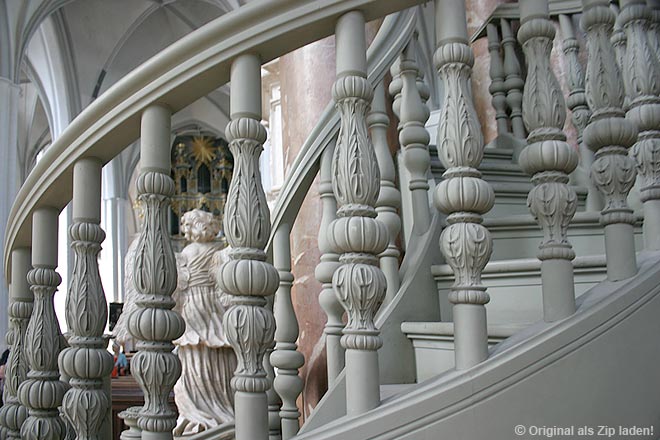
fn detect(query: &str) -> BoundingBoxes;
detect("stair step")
[400,322,525,382]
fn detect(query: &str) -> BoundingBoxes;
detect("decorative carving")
[559,13,602,211]
[118,407,142,440]
[581,0,638,233]
[314,145,343,386]
[501,18,526,139]
[172,209,236,436]
[18,266,68,440]
[433,1,494,370]
[218,109,278,432]
[128,169,185,436]
[518,1,579,321]
[329,72,388,354]
[0,251,33,440]
[487,23,510,135]
[370,81,402,303]
[60,221,113,440]
[619,0,660,250]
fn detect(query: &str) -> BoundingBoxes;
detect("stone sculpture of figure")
[173,209,236,436]
[113,238,139,351]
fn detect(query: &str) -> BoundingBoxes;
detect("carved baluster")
[620,0,660,250]
[217,54,278,440]
[399,39,432,235]
[0,248,32,439]
[518,0,579,322]
[265,327,281,440]
[501,18,527,141]
[487,22,510,135]
[271,224,303,440]
[18,208,68,440]
[611,4,627,71]
[581,0,638,281]
[315,144,343,387]
[60,158,113,440]
[118,407,142,440]
[559,14,604,212]
[370,82,402,304]
[128,104,185,440]
[433,0,495,369]
[647,0,660,61]
[329,10,389,415]
[389,61,403,124]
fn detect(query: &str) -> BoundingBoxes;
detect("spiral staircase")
[1,0,660,439]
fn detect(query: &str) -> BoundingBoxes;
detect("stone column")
[399,40,432,236]
[271,223,304,440]
[18,208,68,440]
[218,54,278,440]
[487,23,510,135]
[0,248,32,439]
[315,145,343,387]
[128,104,185,440]
[559,13,603,212]
[0,78,21,353]
[619,0,660,251]
[433,0,494,369]
[330,10,388,415]
[501,19,526,141]
[60,158,114,439]
[518,0,579,322]
[371,82,402,305]
[581,0,639,281]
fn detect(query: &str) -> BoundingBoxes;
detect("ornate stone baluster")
[559,14,604,212]
[128,104,185,440]
[433,0,495,369]
[487,22,510,135]
[389,61,403,123]
[18,208,68,440]
[501,18,527,141]
[610,4,627,70]
[647,0,660,61]
[619,0,660,251]
[518,0,579,322]
[329,10,388,415]
[315,144,344,387]
[271,223,303,440]
[0,248,32,439]
[370,82,402,304]
[118,407,142,440]
[581,0,639,281]
[399,39,432,236]
[265,332,281,440]
[217,54,278,440]
[60,158,113,440]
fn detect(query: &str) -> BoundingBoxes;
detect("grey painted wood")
[518,0,579,322]
[581,0,638,281]
[128,105,184,440]
[433,0,494,369]
[18,208,67,440]
[0,248,32,439]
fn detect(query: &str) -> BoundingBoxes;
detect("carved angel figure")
[173,209,236,436]
[112,238,139,351]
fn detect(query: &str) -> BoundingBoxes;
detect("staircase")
[2,0,660,440]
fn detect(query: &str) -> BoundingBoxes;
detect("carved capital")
[333,263,386,351]
[18,266,68,440]
[527,182,578,260]
[224,303,275,393]
[332,75,380,212]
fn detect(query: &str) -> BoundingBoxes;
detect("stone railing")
[2,0,660,439]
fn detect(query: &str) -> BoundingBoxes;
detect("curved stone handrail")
[3,0,425,280]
